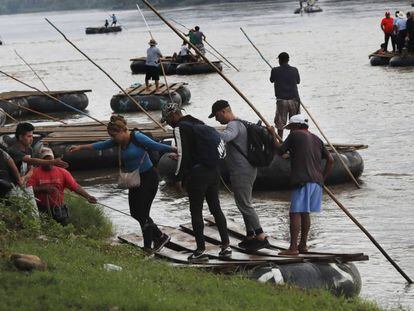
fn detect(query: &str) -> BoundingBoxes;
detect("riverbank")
[0,193,385,311]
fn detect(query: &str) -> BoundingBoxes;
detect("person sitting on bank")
[0,145,23,197]
[270,52,301,140]
[7,122,68,184]
[209,100,269,251]
[104,19,109,28]
[145,39,163,92]
[27,147,97,226]
[69,115,176,252]
[268,115,333,255]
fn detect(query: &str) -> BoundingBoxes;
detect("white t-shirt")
[179,45,189,56]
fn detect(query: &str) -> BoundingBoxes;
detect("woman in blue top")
[70,115,176,252]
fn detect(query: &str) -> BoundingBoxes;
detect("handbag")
[117,146,147,189]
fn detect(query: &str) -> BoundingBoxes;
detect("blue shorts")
[290,182,322,213]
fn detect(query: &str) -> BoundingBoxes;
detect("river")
[1,0,413,309]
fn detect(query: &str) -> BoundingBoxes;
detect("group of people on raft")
[378,10,414,54]
[0,51,334,262]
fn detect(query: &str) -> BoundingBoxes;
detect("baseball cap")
[40,147,54,159]
[284,114,309,129]
[208,100,229,118]
[160,102,182,123]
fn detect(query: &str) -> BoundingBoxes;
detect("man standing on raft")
[145,39,162,92]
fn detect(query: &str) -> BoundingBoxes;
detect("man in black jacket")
[161,103,230,262]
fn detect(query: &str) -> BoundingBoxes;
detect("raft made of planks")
[0,90,91,101]
[115,82,187,97]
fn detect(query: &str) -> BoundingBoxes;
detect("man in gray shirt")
[145,39,163,92]
[209,100,268,251]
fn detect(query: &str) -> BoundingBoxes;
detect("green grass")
[0,238,382,311]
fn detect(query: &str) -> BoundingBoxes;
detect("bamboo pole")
[0,69,102,125]
[14,50,50,91]
[0,99,66,124]
[240,27,361,189]
[45,18,166,132]
[141,0,413,284]
[170,18,238,71]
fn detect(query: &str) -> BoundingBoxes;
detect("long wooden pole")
[142,0,413,284]
[0,69,102,125]
[240,27,361,189]
[170,18,238,71]
[0,107,18,122]
[14,50,50,91]
[140,0,270,127]
[45,18,166,132]
[135,3,174,103]
[0,99,66,124]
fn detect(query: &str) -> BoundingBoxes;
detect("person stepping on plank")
[209,100,269,251]
[161,102,231,262]
[145,39,162,92]
[267,115,334,255]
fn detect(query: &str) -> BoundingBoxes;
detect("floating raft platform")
[294,5,323,14]
[119,217,368,297]
[110,82,191,113]
[0,90,91,117]
[369,52,395,66]
[0,122,367,188]
[130,56,222,75]
[85,26,122,34]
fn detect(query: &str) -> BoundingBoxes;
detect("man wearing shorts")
[145,39,162,92]
[270,52,301,139]
[268,114,334,255]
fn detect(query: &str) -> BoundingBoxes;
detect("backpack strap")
[228,119,249,161]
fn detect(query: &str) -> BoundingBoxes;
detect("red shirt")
[28,166,79,207]
[381,17,394,34]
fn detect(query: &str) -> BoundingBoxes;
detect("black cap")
[209,100,229,118]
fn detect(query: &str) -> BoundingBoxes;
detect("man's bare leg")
[279,212,300,255]
[298,213,310,253]
[155,80,160,92]
[145,79,150,90]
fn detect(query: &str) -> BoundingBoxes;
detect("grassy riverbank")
[0,194,384,311]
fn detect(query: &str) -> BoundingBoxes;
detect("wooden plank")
[154,85,168,95]
[0,90,92,101]
[139,84,157,95]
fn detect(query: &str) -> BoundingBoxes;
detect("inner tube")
[110,92,182,113]
[0,109,6,127]
[389,54,414,67]
[370,55,390,66]
[130,59,177,75]
[249,262,361,298]
[0,98,30,117]
[27,93,89,113]
[176,61,223,75]
[85,26,122,34]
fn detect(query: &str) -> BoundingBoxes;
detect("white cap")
[398,11,405,18]
[284,114,309,129]
[40,147,54,159]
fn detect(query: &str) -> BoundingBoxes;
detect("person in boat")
[381,12,396,52]
[269,52,301,140]
[69,115,176,252]
[374,43,387,55]
[110,14,117,27]
[145,39,163,92]
[176,41,191,63]
[209,100,269,251]
[104,19,109,28]
[267,115,334,255]
[394,11,407,53]
[0,145,23,197]
[7,122,68,184]
[27,147,97,226]
[161,102,231,262]
[193,26,206,56]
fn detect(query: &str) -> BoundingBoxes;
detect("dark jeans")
[384,33,396,52]
[128,168,162,248]
[397,30,407,53]
[185,166,229,250]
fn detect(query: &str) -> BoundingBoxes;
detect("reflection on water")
[1,0,414,308]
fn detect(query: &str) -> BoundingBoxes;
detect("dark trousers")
[397,30,407,53]
[384,33,396,52]
[128,168,162,248]
[186,166,229,250]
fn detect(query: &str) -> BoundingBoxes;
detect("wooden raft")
[0,90,92,101]
[115,82,187,97]
[129,56,174,62]
[118,218,368,268]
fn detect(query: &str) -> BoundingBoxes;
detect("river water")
[1,0,413,308]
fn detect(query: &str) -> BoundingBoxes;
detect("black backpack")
[230,120,275,167]
[179,121,226,168]
[130,129,162,167]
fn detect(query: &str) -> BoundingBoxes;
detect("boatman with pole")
[270,52,301,139]
[145,39,162,92]
[268,115,333,255]
[110,14,117,27]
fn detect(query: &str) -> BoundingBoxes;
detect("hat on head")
[160,102,182,123]
[40,147,54,159]
[208,100,229,118]
[398,11,405,18]
[149,39,157,46]
[284,114,308,129]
